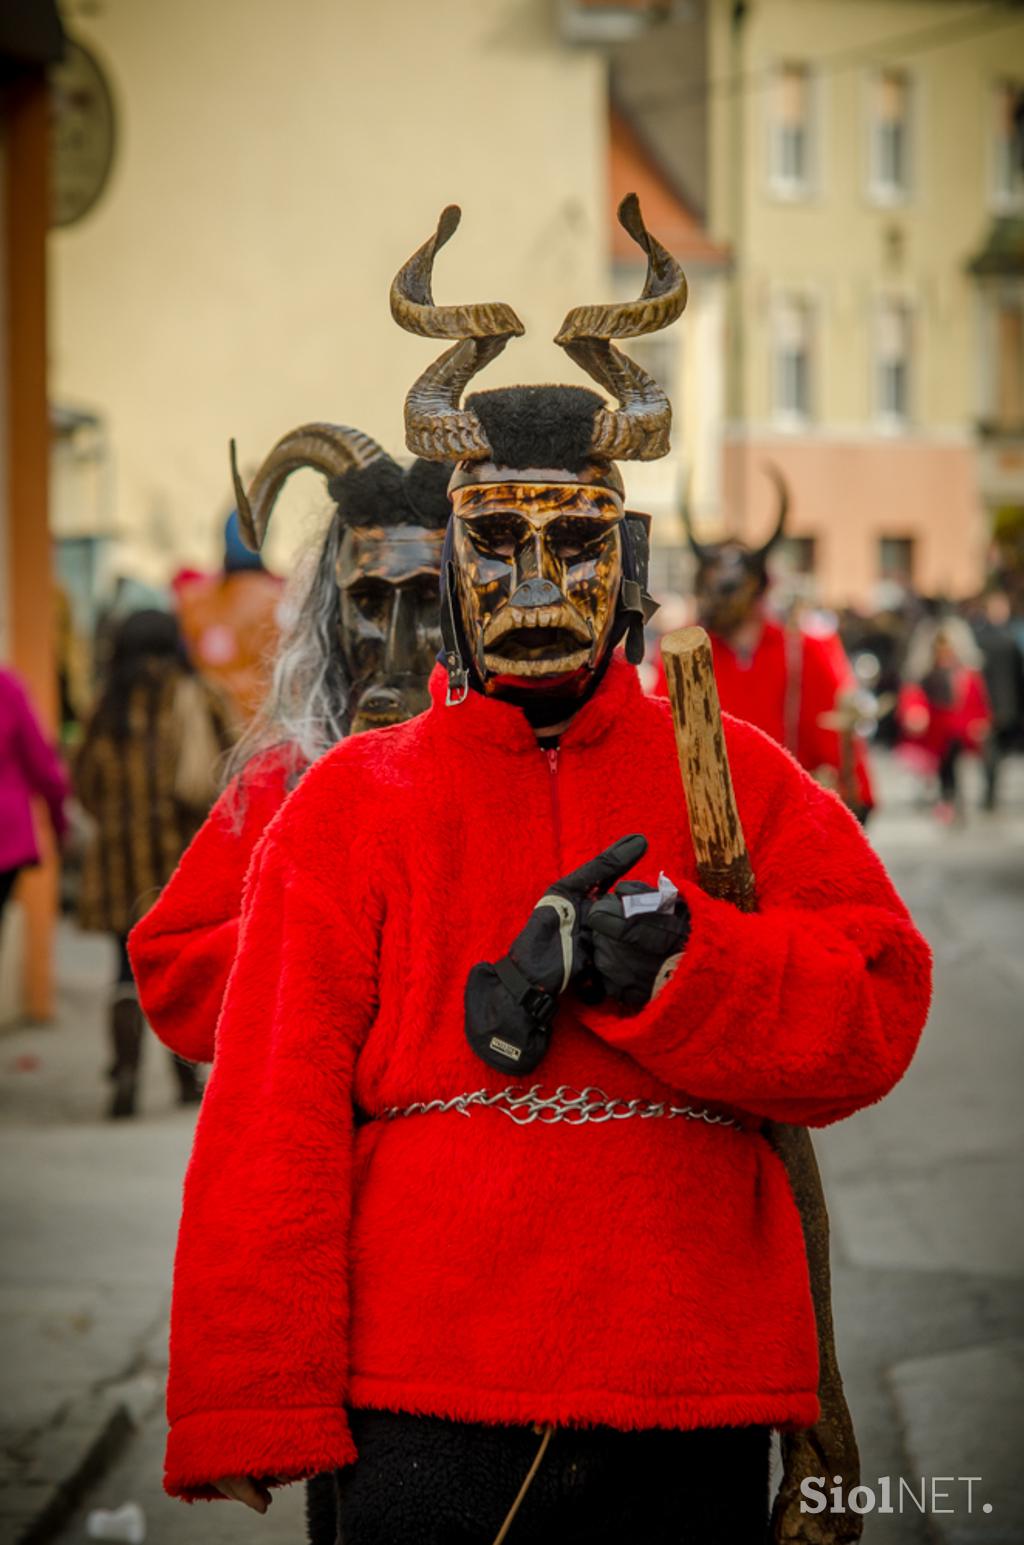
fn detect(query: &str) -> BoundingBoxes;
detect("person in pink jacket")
[0,667,69,923]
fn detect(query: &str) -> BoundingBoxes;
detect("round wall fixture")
[51,39,116,228]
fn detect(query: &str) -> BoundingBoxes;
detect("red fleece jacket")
[655,619,874,808]
[130,748,298,1064]
[164,659,930,1500]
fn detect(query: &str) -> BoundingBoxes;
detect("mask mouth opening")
[481,605,594,676]
[349,678,431,732]
[483,638,592,677]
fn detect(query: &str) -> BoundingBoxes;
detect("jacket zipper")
[545,748,562,868]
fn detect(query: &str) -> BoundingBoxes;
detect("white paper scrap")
[621,871,678,918]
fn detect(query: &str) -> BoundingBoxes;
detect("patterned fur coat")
[76,663,234,936]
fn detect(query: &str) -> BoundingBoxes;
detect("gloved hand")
[587,879,690,1012]
[465,834,648,1074]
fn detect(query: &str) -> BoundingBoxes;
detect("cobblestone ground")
[0,751,1021,1545]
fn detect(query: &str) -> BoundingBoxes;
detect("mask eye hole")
[466,514,524,559]
[547,517,612,561]
[345,578,392,607]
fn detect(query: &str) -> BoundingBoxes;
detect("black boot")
[170,1054,204,1106]
[108,992,144,1119]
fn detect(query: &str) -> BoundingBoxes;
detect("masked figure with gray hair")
[130,427,449,1072]
[161,199,930,1544]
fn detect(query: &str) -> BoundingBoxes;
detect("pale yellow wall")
[51,0,609,581]
[710,0,1024,431]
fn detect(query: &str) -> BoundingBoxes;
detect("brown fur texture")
[76,663,233,934]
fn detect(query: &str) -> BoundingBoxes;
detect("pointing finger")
[553,834,648,901]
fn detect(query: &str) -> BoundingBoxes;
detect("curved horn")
[390,206,525,462]
[679,474,710,563]
[554,193,688,462]
[231,423,389,551]
[755,463,790,561]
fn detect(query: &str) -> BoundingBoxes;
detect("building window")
[978,287,1024,434]
[878,536,915,585]
[876,300,912,426]
[869,70,911,203]
[781,535,817,576]
[991,80,1024,210]
[996,298,1024,428]
[769,62,814,198]
[773,295,814,423]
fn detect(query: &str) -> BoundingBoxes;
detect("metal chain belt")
[380,1083,742,1130]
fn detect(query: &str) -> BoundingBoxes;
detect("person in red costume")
[656,475,875,819]
[162,200,931,1544]
[897,619,992,823]
[130,430,451,1069]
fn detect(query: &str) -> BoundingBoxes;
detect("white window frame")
[772,292,816,428]
[866,67,913,207]
[874,297,914,431]
[877,535,916,587]
[989,78,1024,213]
[979,281,1024,430]
[766,60,818,202]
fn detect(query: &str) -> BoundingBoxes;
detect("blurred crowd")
[838,587,1024,821]
[2,500,1023,1120]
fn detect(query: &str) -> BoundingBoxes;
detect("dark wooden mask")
[450,482,624,692]
[336,524,445,731]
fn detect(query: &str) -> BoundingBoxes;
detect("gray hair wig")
[224,512,350,794]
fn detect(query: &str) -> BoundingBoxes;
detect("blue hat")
[223,509,265,573]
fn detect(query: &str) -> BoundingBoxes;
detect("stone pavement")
[0,751,1020,1545]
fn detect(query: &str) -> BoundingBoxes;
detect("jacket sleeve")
[578,733,931,1126]
[12,676,69,840]
[799,633,875,811]
[164,828,378,1499]
[129,762,289,1064]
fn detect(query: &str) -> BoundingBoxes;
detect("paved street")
[0,751,1021,1545]
[816,753,1024,1545]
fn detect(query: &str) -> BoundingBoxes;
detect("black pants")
[0,868,21,923]
[113,932,135,986]
[317,1410,770,1545]
[937,738,963,805]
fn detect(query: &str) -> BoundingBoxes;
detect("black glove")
[465,834,648,1074]
[587,880,690,1012]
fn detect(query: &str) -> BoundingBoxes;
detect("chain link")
[380,1083,741,1131]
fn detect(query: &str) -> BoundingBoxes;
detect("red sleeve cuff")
[164,1403,357,1501]
[590,878,743,1054]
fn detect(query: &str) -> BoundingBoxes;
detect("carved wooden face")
[450,482,623,690]
[695,545,766,637]
[336,524,445,732]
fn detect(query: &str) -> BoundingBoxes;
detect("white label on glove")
[621,872,679,919]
